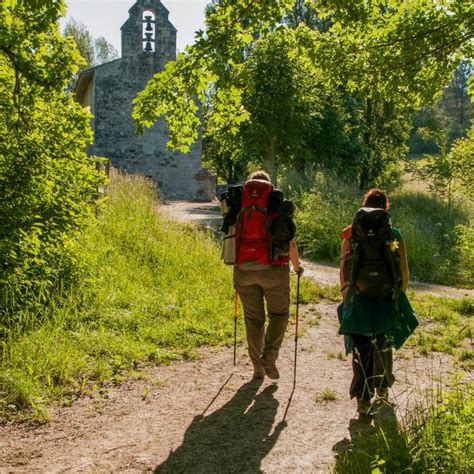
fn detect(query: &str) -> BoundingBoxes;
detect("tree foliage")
[202,29,323,184]
[410,125,474,207]
[239,30,320,183]
[134,0,473,163]
[63,18,119,68]
[94,35,119,66]
[0,0,105,319]
[309,0,473,104]
[63,18,119,90]
[409,60,473,155]
[133,1,295,152]
[63,18,94,67]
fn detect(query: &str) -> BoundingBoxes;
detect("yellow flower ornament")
[389,240,399,252]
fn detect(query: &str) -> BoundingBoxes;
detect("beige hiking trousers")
[234,265,290,365]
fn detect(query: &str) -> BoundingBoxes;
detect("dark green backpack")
[345,207,401,299]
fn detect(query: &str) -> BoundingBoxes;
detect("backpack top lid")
[241,179,273,209]
[352,207,392,242]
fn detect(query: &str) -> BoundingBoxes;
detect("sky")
[63,0,208,54]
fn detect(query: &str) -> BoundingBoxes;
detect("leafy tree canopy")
[0,0,105,315]
[133,0,473,153]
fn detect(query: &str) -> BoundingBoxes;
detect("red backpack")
[235,179,281,267]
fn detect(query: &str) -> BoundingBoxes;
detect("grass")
[291,274,330,304]
[406,293,473,367]
[314,388,337,402]
[306,312,321,328]
[326,350,347,361]
[0,173,239,419]
[334,377,473,473]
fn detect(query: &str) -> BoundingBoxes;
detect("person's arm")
[398,240,409,292]
[340,240,350,287]
[289,239,302,273]
[340,240,350,299]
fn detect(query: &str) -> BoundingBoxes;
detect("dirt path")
[0,201,471,473]
[0,301,457,473]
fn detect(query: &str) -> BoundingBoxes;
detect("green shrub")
[0,173,236,417]
[451,224,474,286]
[294,178,358,262]
[294,181,472,287]
[409,381,473,472]
[390,193,471,286]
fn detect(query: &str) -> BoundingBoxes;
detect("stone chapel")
[75,0,215,200]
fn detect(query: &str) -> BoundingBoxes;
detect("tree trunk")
[359,98,374,190]
[264,134,278,186]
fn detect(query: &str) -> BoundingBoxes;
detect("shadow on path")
[332,402,411,472]
[155,380,286,473]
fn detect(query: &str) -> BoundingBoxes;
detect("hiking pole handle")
[295,272,301,341]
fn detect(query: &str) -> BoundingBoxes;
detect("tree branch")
[365,20,454,50]
[0,46,27,125]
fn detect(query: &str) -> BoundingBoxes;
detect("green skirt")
[338,291,419,351]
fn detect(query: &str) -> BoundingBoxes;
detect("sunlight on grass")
[406,293,473,366]
[334,377,473,473]
[0,173,237,418]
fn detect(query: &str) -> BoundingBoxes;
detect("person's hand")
[294,265,304,276]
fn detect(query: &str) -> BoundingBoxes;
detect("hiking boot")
[252,361,265,380]
[253,370,265,380]
[260,357,280,380]
[357,398,372,416]
[377,387,389,400]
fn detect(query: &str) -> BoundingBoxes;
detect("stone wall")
[194,168,217,201]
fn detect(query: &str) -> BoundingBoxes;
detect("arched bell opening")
[142,10,156,52]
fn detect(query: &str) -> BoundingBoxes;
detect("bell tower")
[121,0,176,61]
[76,0,214,200]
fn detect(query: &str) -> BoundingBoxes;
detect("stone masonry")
[75,0,215,200]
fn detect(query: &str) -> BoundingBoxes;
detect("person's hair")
[249,170,271,182]
[362,188,390,210]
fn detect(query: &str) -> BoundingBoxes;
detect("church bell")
[144,41,153,52]
[144,16,153,31]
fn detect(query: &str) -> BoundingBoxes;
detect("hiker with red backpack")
[339,188,418,416]
[220,170,303,381]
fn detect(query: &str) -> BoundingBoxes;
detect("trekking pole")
[294,272,301,386]
[233,289,238,366]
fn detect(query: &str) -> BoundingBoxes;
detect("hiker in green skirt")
[339,188,418,416]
